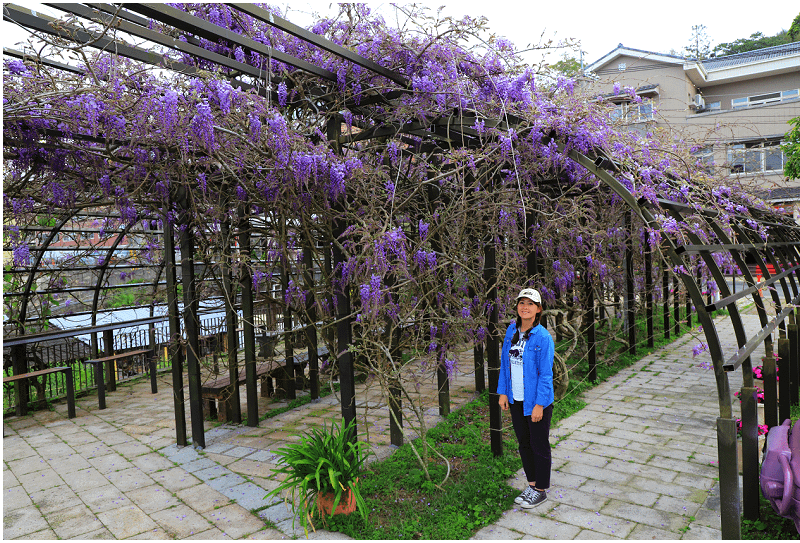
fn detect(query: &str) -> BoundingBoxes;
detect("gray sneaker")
[519,488,547,509]
[514,486,535,504]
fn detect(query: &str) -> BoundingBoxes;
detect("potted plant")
[266,417,369,534]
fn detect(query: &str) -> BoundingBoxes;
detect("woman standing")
[497,288,555,508]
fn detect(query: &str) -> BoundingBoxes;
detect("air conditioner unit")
[694,94,705,110]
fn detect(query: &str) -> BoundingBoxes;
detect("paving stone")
[652,494,703,517]
[496,509,582,539]
[175,484,232,513]
[604,458,679,483]
[96,504,158,538]
[77,483,129,513]
[547,504,635,538]
[257,501,294,523]
[600,499,686,532]
[111,439,153,458]
[550,450,609,468]
[17,466,65,493]
[105,465,156,492]
[221,481,271,511]
[150,467,201,491]
[165,444,203,464]
[548,486,610,511]
[16,527,59,540]
[3,484,33,512]
[131,452,178,474]
[64,466,109,492]
[150,504,212,538]
[49,503,105,539]
[681,522,722,539]
[193,464,232,481]
[648,455,719,479]
[48,451,93,474]
[207,471,249,492]
[202,503,266,538]
[184,527,233,539]
[576,479,659,508]
[3,506,50,538]
[125,484,180,514]
[202,441,237,454]
[558,462,633,485]
[125,527,173,539]
[181,456,219,473]
[6,455,49,476]
[28,484,83,514]
[88,451,134,474]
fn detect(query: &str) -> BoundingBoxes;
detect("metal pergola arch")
[5,4,800,538]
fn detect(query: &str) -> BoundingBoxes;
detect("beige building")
[584,42,800,216]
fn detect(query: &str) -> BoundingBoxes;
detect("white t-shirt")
[509,336,526,401]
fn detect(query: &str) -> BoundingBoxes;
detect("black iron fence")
[2,307,277,415]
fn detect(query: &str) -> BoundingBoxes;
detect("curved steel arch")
[15,210,80,328]
[571,147,800,538]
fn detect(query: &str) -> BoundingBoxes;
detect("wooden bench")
[201,346,330,421]
[4,367,76,419]
[82,349,153,409]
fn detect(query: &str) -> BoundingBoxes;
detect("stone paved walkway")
[4,306,760,539]
[474,305,763,540]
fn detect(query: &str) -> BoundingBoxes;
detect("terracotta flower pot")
[316,483,358,516]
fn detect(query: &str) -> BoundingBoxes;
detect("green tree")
[784,117,800,180]
[684,24,712,59]
[789,12,800,42]
[712,31,789,57]
[549,54,581,77]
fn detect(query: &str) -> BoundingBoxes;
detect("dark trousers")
[509,401,553,489]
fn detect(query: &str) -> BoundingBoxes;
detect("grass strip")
[323,309,703,539]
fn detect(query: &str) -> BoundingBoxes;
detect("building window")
[618,62,626,71]
[693,146,715,174]
[610,100,654,123]
[729,141,786,174]
[732,89,799,109]
[707,101,721,111]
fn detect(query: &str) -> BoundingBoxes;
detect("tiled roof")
[754,185,800,202]
[702,42,800,70]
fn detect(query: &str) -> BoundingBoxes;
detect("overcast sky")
[4,2,798,68]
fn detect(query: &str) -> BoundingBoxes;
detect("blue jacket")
[497,321,555,416]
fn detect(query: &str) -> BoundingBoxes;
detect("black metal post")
[644,230,653,348]
[178,206,205,449]
[663,268,670,340]
[625,210,636,355]
[329,118,357,440]
[238,206,258,426]
[790,322,799,408]
[280,257,296,400]
[717,417,742,539]
[740,383,759,521]
[779,338,791,423]
[674,275,680,336]
[163,217,186,446]
[11,344,28,416]
[103,329,116,392]
[220,220,241,423]
[586,271,596,382]
[485,241,502,457]
[763,350,778,429]
[302,237,320,400]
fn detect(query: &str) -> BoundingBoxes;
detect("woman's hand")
[531,404,543,422]
[498,394,509,411]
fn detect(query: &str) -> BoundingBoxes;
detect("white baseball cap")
[515,288,541,304]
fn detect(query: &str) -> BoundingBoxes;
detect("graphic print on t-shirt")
[510,338,525,401]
